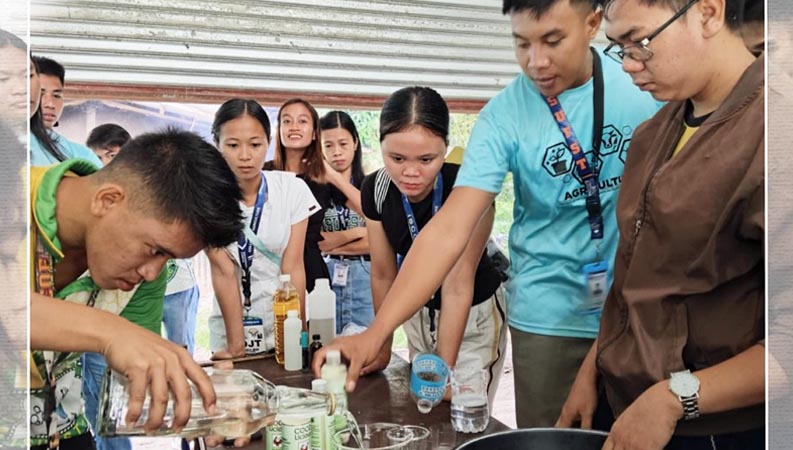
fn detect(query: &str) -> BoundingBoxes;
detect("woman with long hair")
[318,111,374,333]
[267,99,332,293]
[208,98,316,363]
[325,87,507,401]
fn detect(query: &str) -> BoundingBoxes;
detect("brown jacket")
[597,56,765,436]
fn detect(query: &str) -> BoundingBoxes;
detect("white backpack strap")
[373,167,392,216]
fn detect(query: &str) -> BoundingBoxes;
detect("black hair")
[211,98,272,145]
[379,86,450,145]
[319,110,365,188]
[503,0,601,17]
[29,58,66,162]
[86,123,132,150]
[31,56,65,85]
[272,98,325,181]
[101,127,244,248]
[604,0,744,30]
[741,0,763,24]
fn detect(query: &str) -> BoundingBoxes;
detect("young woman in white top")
[208,98,319,359]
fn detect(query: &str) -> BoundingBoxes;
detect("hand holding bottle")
[312,329,392,393]
[100,320,216,434]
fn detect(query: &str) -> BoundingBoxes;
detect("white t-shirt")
[165,258,197,296]
[209,171,319,352]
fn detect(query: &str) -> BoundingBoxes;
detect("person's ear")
[586,7,604,40]
[697,0,727,38]
[90,183,126,217]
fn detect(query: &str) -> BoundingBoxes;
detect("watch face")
[670,372,700,397]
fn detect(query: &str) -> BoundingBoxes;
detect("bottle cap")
[287,310,298,318]
[300,331,309,347]
[311,379,328,392]
[312,334,321,340]
[315,278,330,289]
[326,349,341,365]
[279,274,291,283]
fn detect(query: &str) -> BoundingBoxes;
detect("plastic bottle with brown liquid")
[273,274,300,365]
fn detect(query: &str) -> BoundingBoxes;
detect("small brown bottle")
[308,334,323,364]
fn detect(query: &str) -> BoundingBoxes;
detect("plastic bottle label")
[266,420,284,450]
[281,420,311,450]
[243,316,265,355]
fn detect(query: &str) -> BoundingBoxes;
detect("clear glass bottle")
[274,274,301,365]
[97,368,337,439]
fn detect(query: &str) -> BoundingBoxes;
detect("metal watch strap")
[680,393,700,420]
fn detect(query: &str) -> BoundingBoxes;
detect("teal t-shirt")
[30,130,102,168]
[455,53,664,339]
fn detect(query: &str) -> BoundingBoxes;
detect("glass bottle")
[96,368,337,439]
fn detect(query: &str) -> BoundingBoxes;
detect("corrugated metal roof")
[30,0,515,102]
[30,0,608,106]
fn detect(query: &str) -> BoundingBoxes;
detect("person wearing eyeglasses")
[558,0,764,449]
[313,0,662,429]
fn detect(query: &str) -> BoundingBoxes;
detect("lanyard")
[542,47,605,242]
[400,174,443,335]
[400,174,443,241]
[238,172,268,309]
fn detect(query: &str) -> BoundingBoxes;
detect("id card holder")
[243,316,265,355]
[582,261,608,313]
[332,263,349,287]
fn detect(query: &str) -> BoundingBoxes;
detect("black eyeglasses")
[603,0,699,63]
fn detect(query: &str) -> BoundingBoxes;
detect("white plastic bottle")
[308,278,336,346]
[284,310,302,371]
[320,349,348,433]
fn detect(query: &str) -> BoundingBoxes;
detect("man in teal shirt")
[316,0,662,428]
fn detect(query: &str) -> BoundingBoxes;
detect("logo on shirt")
[541,123,631,203]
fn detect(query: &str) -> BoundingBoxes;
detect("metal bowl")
[455,428,608,450]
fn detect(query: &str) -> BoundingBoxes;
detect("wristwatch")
[669,370,700,420]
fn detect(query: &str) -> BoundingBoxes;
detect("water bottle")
[450,364,489,433]
[409,353,449,414]
[96,368,337,439]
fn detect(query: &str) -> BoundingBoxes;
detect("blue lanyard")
[238,172,268,306]
[400,174,443,241]
[542,47,604,241]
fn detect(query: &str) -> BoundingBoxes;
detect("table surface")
[235,353,510,449]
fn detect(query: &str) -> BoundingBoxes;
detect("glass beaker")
[333,422,430,450]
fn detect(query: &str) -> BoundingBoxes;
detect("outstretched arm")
[31,292,216,434]
[313,187,496,391]
[436,204,495,367]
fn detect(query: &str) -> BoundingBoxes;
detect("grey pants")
[509,327,594,428]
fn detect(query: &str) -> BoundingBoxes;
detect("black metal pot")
[455,428,608,450]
